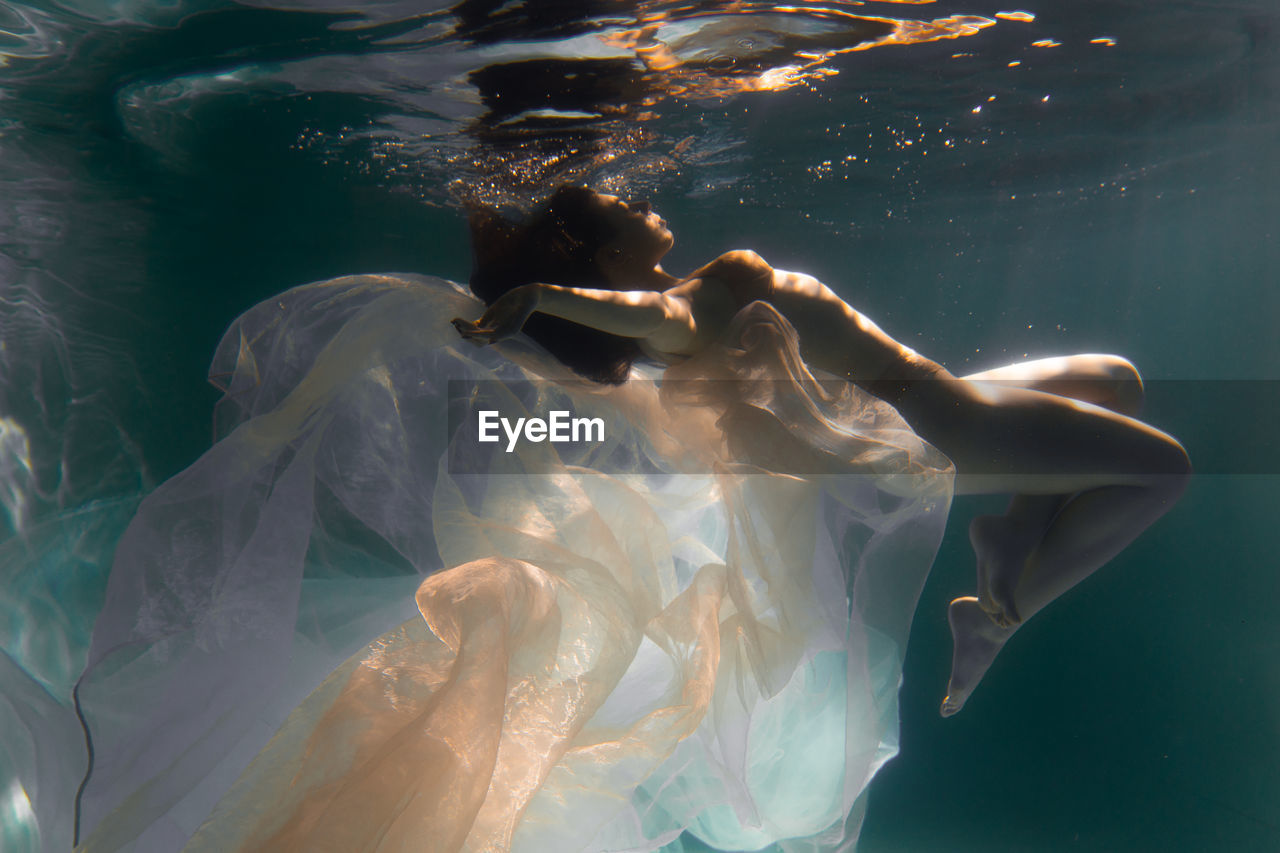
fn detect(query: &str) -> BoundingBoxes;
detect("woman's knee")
[1136,431,1191,502]
[1164,436,1192,485]
[1094,355,1145,416]
[1045,354,1145,415]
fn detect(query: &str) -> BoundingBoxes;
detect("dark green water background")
[1,0,1277,850]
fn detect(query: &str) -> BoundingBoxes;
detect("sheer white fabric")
[74,274,953,852]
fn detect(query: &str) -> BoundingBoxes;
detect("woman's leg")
[961,354,1145,416]
[888,367,1190,717]
[959,355,1145,622]
[764,269,1186,714]
[968,494,1068,628]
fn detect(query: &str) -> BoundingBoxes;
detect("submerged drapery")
[65,274,952,852]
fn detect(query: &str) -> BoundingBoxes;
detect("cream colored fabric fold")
[76,277,951,853]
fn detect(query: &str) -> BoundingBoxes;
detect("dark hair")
[469,185,644,384]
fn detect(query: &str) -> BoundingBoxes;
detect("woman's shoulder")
[691,249,774,282]
[678,250,776,309]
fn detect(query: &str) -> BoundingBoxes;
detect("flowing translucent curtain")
[72,275,951,852]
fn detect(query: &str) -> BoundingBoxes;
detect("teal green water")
[2,1,1277,850]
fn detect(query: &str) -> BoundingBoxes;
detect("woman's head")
[473,186,672,287]
[582,191,675,282]
[468,186,673,383]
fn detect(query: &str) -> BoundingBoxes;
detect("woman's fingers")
[451,317,495,345]
[452,288,535,344]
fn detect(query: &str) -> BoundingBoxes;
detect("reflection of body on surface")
[455,186,1191,716]
[446,1,913,207]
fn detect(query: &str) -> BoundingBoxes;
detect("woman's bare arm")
[452,283,695,350]
[454,251,939,389]
[537,284,697,350]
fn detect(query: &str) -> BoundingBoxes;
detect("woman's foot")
[940,597,1014,717]
[969,514,1027,629]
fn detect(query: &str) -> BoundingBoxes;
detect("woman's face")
[590,192,675,271]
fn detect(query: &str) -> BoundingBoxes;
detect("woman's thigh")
[960,354,1144,415]
[893,375,1186,495]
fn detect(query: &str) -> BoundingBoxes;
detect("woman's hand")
[452,284,541,345]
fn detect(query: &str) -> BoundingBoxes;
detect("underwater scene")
[1,0,1277,851]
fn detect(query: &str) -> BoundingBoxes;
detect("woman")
[453,185,1191,717]
[68,189,1175,853]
